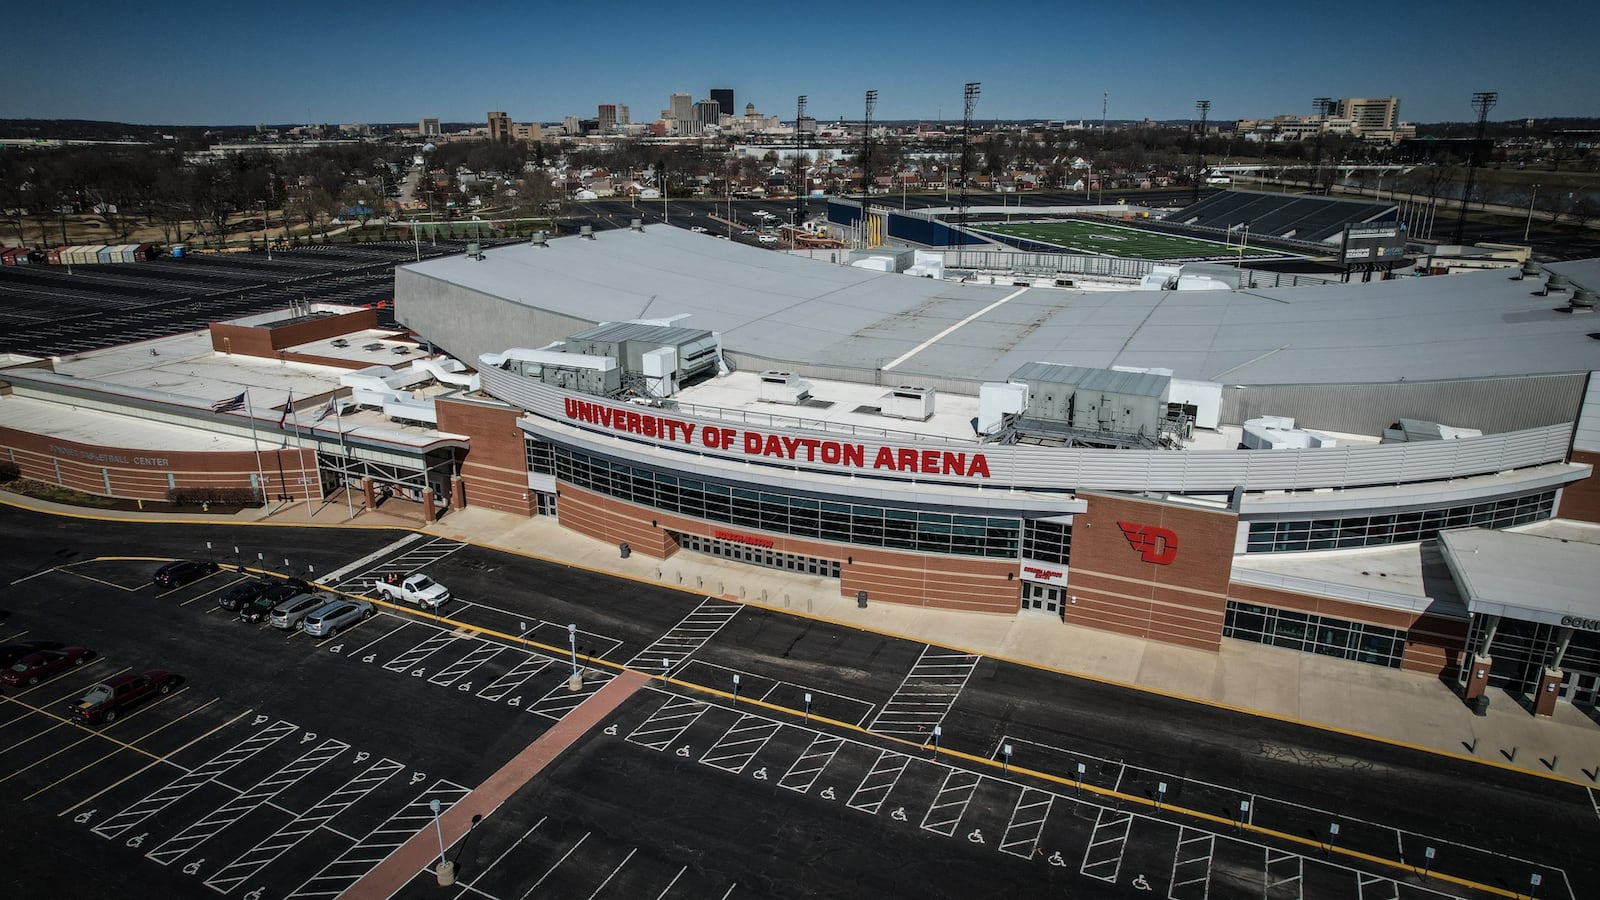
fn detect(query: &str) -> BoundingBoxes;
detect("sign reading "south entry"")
[562,398,993,478]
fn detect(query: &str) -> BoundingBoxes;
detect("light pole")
[1236,222,1249,271]
[429,798,455,885]
[566,623,582,690]
[1524,183,1540,243]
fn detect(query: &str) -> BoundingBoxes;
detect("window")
[547,446,1021,559]
[1022,519,1072,565]
[1224,600,1404,668]
[1244,490,1556,553]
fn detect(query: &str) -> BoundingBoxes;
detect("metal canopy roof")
[398,228,1600,388]
[1437,528,1600,627]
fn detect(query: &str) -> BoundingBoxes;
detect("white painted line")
[9,569,57,586]
[448,817,547,900]
[654,865,687,900]
[321,533,423,583]
[586,847,637,899]
[58,707,254,818]
[521,832,590,898]
[881,286,1029,372]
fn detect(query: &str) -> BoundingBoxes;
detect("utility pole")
[1193,100,1211,204]
[1453,91,1498,244]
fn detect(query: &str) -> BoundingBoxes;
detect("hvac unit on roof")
[879,385,936,421]
[580,225,595,240]
[530,231,548,246]
[758,370,812,405]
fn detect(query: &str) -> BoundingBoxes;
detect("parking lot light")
[429,798,454,885]
[566,624,582,691]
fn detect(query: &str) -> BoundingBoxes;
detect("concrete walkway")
[7,489,1599,784]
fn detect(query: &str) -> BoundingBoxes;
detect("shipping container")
[171,244,185,258]
[134,243,152,261]
[117,243,138,263]
[46,247,63,265]
[0,248,21,266]
[95,245,114,264]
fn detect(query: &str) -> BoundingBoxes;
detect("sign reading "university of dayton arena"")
[563,398,993,478]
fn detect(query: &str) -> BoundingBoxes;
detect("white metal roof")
[1437,527,1600,625]
[0,394,258,452]
[399,228,1600,388]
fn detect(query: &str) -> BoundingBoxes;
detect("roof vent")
[530,231,548,246]
[630,218,643,231]
[1569,287,1597,311]
[1516,259,1543,280]
[1542,272,1571,294]
[466,241,483,260]
[580,225,595,240]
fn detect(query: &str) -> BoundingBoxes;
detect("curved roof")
[397,227,1600,387]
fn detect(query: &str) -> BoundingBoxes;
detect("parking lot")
[0,504,1592,898]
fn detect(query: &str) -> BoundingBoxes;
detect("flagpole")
[291,396,313,518]
[244,390,267,507]
[336,399,355,520]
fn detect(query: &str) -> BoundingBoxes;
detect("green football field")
[976,219,1287,260]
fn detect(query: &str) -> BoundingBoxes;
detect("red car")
[2,646,96,687]
[70,671,182,724]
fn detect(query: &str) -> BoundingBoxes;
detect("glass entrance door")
[1021,582,1062,615]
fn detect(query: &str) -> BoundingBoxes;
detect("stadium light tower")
[794,94,808,241]
[861,89,877,247]
[958,82,981,235]
[1193,100,1210,203]
[1312,98,1335,195]
[1452,91,1498,244]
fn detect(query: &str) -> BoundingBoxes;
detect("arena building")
[392,228,1600,715]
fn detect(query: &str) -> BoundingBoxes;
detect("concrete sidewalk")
[7,488,1599,784]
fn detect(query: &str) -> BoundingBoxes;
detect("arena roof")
[398,228,1600,388]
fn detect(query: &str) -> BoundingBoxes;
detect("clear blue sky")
[11,0,1597,126]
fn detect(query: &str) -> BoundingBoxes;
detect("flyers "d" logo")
[1117,521,1178,565]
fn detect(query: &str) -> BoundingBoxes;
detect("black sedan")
[153,559,218,589]
[217,579,276,612]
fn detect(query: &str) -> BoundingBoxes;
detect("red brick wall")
[556,484,1019,614]
[209,308,378,357]
[1065,493,1237,650]
[1558,450,1600,523]
[0,426,317,502]
[434,397,535,516]
[1227,580,1467,676]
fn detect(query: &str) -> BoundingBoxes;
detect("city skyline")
[8,0,1598,126]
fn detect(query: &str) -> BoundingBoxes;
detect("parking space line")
[699,715,781,774]
[206,759,405,892]
[866,646,980,739]
[527,669,615,720]
[586,847,637,899]
[0,667,130,729]
[446,817,548,900]
[1264,849,1302,899]
[478,656,553,702]
[779,734,844,794]
[653,864,687,900]
[91,719,298,840]
[846,750,911,815]
[521,832,591,897]
[998,788,1053,859]
[147,736,350,866]
[627,695,710,751]
[429,643,503,687]
[625,597,742,673]
[1169,827,1214,900]
[338,616,415,658]
[382,632,460,674]
[920,769,981,836]
[178,574,250,608]
[6,659,116,703]
[1080,808,1133,883]
[286,779,472,898]
[59,707,255,818]
[24,694,215,801]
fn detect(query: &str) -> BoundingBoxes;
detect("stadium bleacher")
[1166,189,1396,244]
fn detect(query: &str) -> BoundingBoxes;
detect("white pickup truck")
[372,573,450,609]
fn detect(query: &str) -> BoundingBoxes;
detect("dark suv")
[153,560,218,588]
[218,579,275,611]
[239,583,308,624]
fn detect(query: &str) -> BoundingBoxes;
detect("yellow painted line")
[59,706,256,817]
[0,692,163,764]
[26,693,214,802]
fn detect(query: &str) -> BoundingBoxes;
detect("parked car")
[270,591,337,630]
[3,646,96,687]
[301,599,374,637]
[758,235,779,244]
[237,581,309,622]
[153,559,218,588]
[0,641,65,668]
[218,579,275,612]
[372,573,451,610]
[69,671,182,724]
[689,226,708,233]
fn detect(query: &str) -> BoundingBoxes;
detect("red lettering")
[943,451,964,474]
[873,446,896,470]
[842,444,864,468]
[897,448,917,471]
[920,450,939,473]
[821,441,841,464]
[968,453,990,478]
[704,428,725,449]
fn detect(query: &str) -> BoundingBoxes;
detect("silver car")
[271,592,336,630]
[300,599,374,637]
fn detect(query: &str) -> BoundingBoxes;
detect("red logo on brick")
[1117,521,1178,565]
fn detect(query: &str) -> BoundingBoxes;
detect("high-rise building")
[488,111,512,142]
[669,93,693,132]
[418,117,441,137]
[563,116,581,136]
[598,104,618,133]
[693,100,721,130]
[710,89,734,117]
[1337,97,1400,132]
[617,105,630,126]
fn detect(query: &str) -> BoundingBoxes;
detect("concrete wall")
[394,269,593,367]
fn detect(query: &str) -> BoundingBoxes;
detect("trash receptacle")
[1471,695,1490,717]
[856,590,868,609]
[619,542,631,559]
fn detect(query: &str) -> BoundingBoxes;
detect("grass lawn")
[976,218,1290,260]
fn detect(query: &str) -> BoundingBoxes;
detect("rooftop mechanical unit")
[758,370,813,404]
[1009,361,1171,447]
[879,385,936,421]
[563,322,720,388]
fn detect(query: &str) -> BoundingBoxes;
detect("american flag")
[210,391,246,413]
[314,396,337,422]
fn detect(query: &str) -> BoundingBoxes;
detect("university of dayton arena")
[4,221,1600,716]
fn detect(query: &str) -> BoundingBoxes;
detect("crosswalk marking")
[867,646,979,739]
[625,598,741,672]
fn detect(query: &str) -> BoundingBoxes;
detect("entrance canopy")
[1438,528,1600,628]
